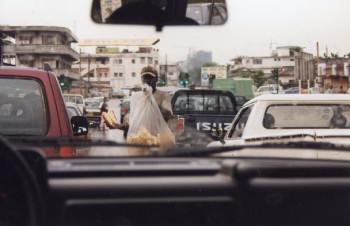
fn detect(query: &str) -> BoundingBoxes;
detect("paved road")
[78,98,131,156]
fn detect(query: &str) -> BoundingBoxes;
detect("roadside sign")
[201,70,210,87]
[201,66,227,80]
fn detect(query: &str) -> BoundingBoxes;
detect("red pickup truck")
[0,66,88,156]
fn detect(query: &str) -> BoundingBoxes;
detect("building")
[317,58,350,92]
[72,47,160,90]
[0,25,79,79]
[231,46,314,85]
[160,64,179,87]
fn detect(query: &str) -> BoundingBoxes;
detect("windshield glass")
[0,78,47,135]
[85,101,102,108]
[265,105,350,129]
[2,0,350,159]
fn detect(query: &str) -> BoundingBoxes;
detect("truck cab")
[172,89,237,147]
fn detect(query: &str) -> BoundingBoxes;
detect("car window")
[0,78,47,135]
[86,101,101,108]
[173,94,187,112]
[68,96,76,103]
[228,106,252,138]
[220,95,234,112]
[76,96,84,104]
[188,94,204,111]
[204,95,219,112]
[264,105,350,129]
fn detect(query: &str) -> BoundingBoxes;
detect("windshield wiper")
[159,141,350,157]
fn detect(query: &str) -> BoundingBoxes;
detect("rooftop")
[0,25,78,42]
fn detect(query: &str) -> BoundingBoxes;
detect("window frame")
[172,92,237,115]
[227,105,253,139]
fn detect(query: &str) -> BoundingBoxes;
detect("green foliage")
[251,71,266,87]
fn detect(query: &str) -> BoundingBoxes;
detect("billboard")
[201,66,227,86]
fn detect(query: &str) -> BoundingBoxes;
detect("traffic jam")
[1,0,350,158]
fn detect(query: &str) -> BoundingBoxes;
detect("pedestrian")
[139,66,174,123]
[99,102,109,131]
[326,85,333,94]
[100,101,128,133]
[126,66,176,148]
[339,86,346,94]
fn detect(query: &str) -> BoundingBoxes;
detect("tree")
[251,71,266,88]
[203,62,218,67]
[232,68,266,87]
[330,52,339,59]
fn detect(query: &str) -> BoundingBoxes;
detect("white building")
[231,46,314,85]
[72,47,160,90]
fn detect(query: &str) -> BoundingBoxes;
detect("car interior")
[3,141,350,226]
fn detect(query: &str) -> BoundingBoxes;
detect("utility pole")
[0,39,3,66]
[0,33,4,66]
[165,54,168,85]
[79,49,83,95]
[87,54,91,95]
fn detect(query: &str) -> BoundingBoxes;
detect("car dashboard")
[9,150,350,226]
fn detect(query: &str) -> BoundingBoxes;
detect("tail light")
[121,107,127,113]
[59,146,76,157]
[176,116,185,133]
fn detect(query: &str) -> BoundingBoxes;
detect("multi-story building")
[160,64,179,87]
[72,47,160,90]
[0,25,79,79]
[231,46,314,85]
[317,58,350,92]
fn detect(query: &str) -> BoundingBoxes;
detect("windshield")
[85,101,102,108]
[1,0,350,160]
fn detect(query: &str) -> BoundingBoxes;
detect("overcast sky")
[1,0,350,64]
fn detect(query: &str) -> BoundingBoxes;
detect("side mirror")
[71,116,89,136]
[211,128,226,144]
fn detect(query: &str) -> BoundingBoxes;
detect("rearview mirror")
[91,0,228,31]
[71,116,89,136]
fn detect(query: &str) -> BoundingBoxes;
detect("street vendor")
[139,66,174,123]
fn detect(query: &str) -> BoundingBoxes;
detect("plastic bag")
[127,85,175,149]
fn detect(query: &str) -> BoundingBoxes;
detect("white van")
[63,94,85,113]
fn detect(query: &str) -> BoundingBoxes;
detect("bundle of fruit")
[102,110,119,128]
[127,127,160,146]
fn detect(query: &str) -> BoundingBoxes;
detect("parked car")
[255,84,283,96]
[283,87,300,94]
[66,102,84,118]
[0,66,88,156]
[209,94,350,147]
[85,97,104,127]
[64,94,85,113]
[172,89,237,147]
[112,88,126,98]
